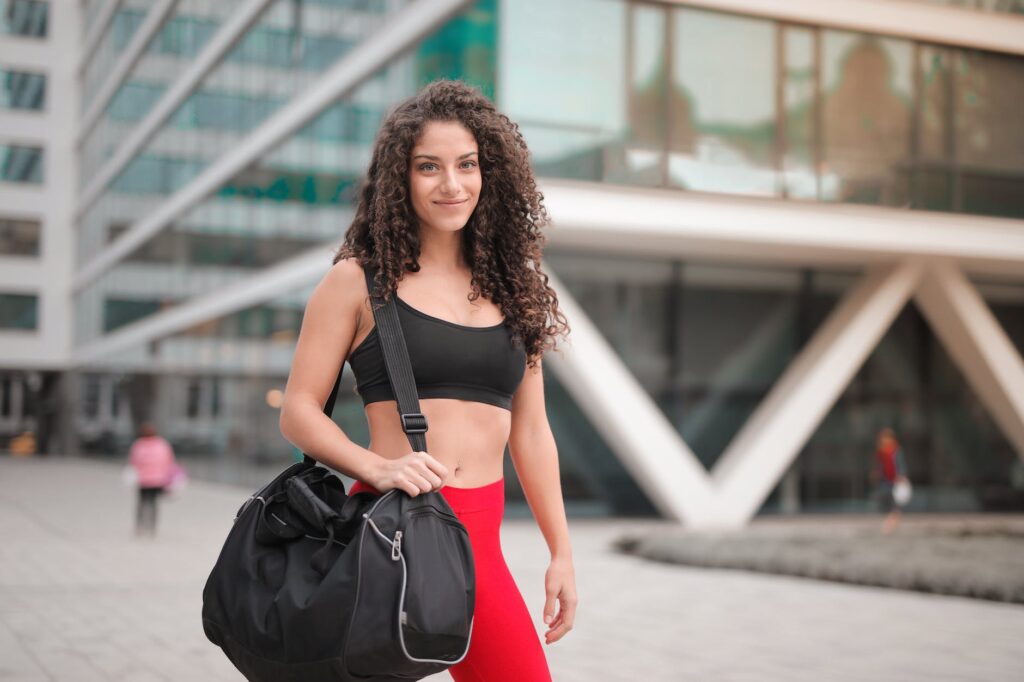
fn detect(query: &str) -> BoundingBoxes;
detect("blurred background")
[1,0,1023,523]
[2,1,1024,680]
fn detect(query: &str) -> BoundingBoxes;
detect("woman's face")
[408,120,481,236]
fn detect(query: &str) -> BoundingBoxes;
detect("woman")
[872,426,909,534]
[128,421,178,538]
[279,79,575,681]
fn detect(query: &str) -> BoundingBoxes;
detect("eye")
[416,160,478,171]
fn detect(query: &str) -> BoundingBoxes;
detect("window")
[0,292,37,330]
[0,216,41,256]
[0,0,48,38]
[0,144,43,183]
[0,68,45,110]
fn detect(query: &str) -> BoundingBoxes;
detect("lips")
[434,199,467,205]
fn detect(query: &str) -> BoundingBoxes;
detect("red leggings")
[347,477,552,682]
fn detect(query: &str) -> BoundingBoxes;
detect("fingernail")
[544,614,551,623]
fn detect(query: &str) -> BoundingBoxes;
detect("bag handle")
[361,262,428,454]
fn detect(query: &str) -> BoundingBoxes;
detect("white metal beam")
[913,259,1024,459]
[78,0,122,75]
[540,178,1024,280]
[539,268,721,526]
[666,0,1024,57]
[76,0,179,144]
[72,245,332,367]
[710,259,924,527]
[72,0,475,293]
[75,0,276,217]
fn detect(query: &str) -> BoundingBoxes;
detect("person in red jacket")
[871,427,909,534]
[128,422,179,538]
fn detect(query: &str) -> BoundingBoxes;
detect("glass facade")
[53,0,1024,519]
[74,0,499,345]
[502,0,1024,219]
[546,249,1024,514]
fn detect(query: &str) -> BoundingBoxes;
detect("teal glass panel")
[0,144,43,183]
[0,69,45,110]
[0,293,37,330]
[0,0,47,37]
[416,0,497,100]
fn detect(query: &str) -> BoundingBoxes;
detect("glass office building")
[1,0,1022,525]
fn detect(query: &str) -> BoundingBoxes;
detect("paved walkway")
[1,456,1021,681]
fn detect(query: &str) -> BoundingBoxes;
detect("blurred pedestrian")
[871,427,909,534]
[128,422,179,538]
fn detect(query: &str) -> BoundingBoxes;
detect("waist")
[349,476,504,514]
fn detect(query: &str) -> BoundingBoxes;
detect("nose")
[440,167,461,196]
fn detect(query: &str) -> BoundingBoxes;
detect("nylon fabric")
[348,477,553,682]
[348,293,527,411]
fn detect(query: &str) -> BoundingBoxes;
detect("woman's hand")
[542,555,577,645]
[367,451,448,497]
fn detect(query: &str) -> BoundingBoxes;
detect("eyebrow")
[412,152,479,161]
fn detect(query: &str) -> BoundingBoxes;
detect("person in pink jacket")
[129,422,178,537]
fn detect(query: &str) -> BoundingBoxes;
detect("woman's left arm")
[509,355,577,645]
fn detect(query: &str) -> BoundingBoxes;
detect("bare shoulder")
[317,257,371,318]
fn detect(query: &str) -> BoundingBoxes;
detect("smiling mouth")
[435,199,467,205]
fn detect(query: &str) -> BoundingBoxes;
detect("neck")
[416,226,466,274]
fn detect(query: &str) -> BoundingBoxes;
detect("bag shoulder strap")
[361,262,428,453]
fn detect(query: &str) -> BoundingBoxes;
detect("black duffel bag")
[201,263,476,681]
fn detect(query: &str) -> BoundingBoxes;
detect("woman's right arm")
[279,258,385,483]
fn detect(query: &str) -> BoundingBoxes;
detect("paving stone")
[1,457,1023,682]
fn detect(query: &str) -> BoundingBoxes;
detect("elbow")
[279,401,294,444]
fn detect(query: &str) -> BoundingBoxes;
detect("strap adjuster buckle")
[400,412,428,434]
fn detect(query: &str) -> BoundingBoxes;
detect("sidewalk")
[1,456,1022,681]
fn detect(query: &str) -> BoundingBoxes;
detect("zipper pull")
[391,530,403,561]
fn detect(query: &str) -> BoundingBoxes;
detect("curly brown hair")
[333,78,569,368]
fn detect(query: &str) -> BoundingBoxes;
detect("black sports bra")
[348,292,527,411]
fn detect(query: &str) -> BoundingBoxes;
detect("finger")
[398,476,420,498]
[418,464,444,490]
[546,598,574,633]
[408,471,435,494]
[421,452,449,480]
[542,593,557,625]
[545,621,572,643]
[545,610,564,632]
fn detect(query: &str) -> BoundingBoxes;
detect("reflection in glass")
[670,8,776,196]
[781,26,818,199]
[623,3,668,186]
[501,0,627,183]
[821,31,912,207]
[955,49,1024,217]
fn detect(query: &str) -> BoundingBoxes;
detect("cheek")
[409,176,429,203]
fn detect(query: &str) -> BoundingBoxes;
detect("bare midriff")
[348,291,510,489]
[363,398,509,488]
